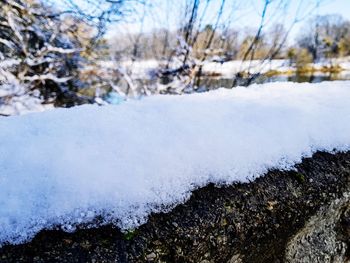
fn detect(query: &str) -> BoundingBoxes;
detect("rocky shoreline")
[1,151,350,263]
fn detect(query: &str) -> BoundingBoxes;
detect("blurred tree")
[295,48,313,72]
[0,0,138,114]
[286,47,297,66]
[297,14,350,61]
[0,0,89,110]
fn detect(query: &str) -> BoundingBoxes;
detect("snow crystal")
[1,81,350,245]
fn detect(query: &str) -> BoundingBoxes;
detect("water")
[125,72,350,96]
[197,72,350,90]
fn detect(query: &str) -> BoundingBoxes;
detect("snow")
[202,57,350,77]
[0,94,53,116]
[100,60,160,78]
[100,57,350,80]
[202,59,291,77]
[0,84,53,116]
[1,81,350,245]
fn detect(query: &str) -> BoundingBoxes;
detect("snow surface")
[1,81,350,245]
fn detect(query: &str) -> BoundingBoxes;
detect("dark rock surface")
[1,151,350,263]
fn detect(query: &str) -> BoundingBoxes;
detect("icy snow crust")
[1,81,350,245]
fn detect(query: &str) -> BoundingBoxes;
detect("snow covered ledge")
[0,81,350,249]
[1,151,350,262]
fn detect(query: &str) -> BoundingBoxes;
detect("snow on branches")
[0,0,86,114]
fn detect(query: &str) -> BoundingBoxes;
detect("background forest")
[1,0,350,115]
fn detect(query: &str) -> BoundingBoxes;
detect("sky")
[107,0,350,43]
[318,0,350,19]
[290,0,350,41]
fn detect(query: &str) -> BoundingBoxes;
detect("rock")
[146,252,157,261]
[285,193,350,262]
[228,254,243,263]
[0,151,350,263]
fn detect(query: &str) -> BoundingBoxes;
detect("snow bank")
[99,60,160,78]
[100,59,289,79]
[0,74,53,116]
[202,59,290,77]
[101,57,350,79]
[1,81,350,245]
[0,92,53,116]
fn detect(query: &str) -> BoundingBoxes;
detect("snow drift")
[1,81,350,245]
